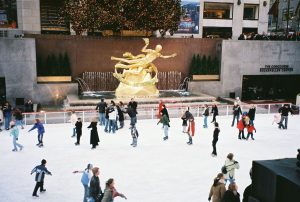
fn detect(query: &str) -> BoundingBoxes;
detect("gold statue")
[111,38,177,97]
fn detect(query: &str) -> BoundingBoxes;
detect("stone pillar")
[232,1,244,40]
[199,1,204,38]
[258,0,270,34]
[17,0,41,34]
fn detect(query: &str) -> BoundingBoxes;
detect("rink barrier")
[22,103,299,125]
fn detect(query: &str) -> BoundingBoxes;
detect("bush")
[37,52,71,76]
[189,54,220,75]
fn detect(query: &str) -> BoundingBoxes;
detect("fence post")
[268,104,271,114]
[83,111,85,123]
[24,114,27,126]
[226,106,229,116]
[151,108,154,119]
[197,107,200,117]
[44,112,47,124]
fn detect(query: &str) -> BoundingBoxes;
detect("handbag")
[221,165,227,174]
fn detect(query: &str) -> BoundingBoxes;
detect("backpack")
[221,166,227,174]
[81,170,90,186]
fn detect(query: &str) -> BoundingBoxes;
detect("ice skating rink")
[0,114,299,202]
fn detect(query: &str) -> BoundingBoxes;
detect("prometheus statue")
[111,38,177,97]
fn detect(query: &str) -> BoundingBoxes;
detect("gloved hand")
[208,197,211,201]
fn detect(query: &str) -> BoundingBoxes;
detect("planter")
[37,76,72,83]
[192,75,220,81]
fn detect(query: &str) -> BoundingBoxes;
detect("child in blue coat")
[28,119,45,147]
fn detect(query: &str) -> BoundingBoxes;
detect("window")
[0,0,18,28]
[243,4,259,20]
[204,3,233,19]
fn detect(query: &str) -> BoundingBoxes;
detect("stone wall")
[17,0,41,34]
[189,40,300,98]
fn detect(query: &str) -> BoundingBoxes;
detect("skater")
[28,118,45,147]
[127,105,137,127]
[10,121,23,151]
[181,108,190,133]
[187,117,195,145]
[101,178,127,202]
[130,123,139,147]
[3,101,12,130]
[89,167,103,202]
[231,103,242,127]
[117,102,125,129]
[223,153,240,184]
[211,104,219,123]
[278,104,293,129]
[88,119,100,149]
[160,104,170,121]
[104,106,111,133]
[73,163,93,202]
[108,101,117,133]
[75,117,83,145]
[272,113,285,129]
[70,111,78,137]
[96,98,107,126]
[211,122,220,157]
[157,113,170,141]
[243,169,253,202]
[14,108,24,129]
[246,123,256,140]
[208,173,226,202]
[31,159,52,197]
[0,106,3,131]
[202,104,209,128]
[128,98,138,113]
[247,105,256,125]
[157,100,163,119]
[237,118,246,140]
[223,182,241,202]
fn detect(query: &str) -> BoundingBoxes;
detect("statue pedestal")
[115,82,159,98]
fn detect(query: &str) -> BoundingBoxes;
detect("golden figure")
[111,38,177,97]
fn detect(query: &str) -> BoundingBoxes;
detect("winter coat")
[29,122,45,134]
[279,106,292,116]
[31,164,52,182]
[181,115,188,126]
[247,125,256,133]
[96,101,107,113]
[10,126,19,138]
[88,122,99,145]
[232,105,242,116]
[126,107,137,118]
[188,120,195,136]
[211,106,219,116]
[81,169,93,186]
[128,101,138,112]
[70,114,77,125]
[159,114,170,126]
[203,107,209,116]
[160,108,170,120]
[237,120,245,130]
[109,107,117,121]
[213,128,220,141]
[117,106,124,122]
[224,159,240,180]
[247,108,256,120]
[101,186,123,202]
[75,121,82,135]
[3,105,12,117]
[89,175,103,200]
[223,190,240,202]
[0,109,3,123]
[209,182,226,202]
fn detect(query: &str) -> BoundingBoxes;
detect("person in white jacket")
[0,106,3,131]
[70,111,78,137]
[224,153,240,184]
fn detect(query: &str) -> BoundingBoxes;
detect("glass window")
[243,4,259,20]
[0,0,18,28]
[204,3,233,19]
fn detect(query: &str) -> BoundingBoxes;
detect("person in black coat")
[278,104,293,129]
[75,118,82,145]
[96,99,107,126]
[224,182,240,202]
[128,98,138,113]
[211,104,219,123]
[89,167,103,202]
[211,122,220,157]
[247,105,256,125]
[88,120,99,149]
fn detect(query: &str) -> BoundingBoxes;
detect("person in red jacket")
[237,119,246,140]
[246,123,256,140]
[187,118,195,145]
[157,100,163,119]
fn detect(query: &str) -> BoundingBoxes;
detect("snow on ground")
[0,114,299,202]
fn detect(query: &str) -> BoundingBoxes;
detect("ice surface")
[0,114,299,202]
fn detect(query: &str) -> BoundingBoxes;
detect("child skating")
[130,123,139,147]
[28,118,45,147]
[31,159,52,197]
[10,121,23,152]
[75,117,82,145]
[246,123,256,140]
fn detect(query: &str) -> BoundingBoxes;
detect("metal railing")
[22,103,299,125]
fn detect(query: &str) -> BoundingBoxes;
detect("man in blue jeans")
[96,99,107,126]
[231,103,242,127]
[279,104,293,129]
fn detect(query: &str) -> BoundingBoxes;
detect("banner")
[176,0,200,34]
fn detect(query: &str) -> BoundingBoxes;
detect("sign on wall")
[260,65,293,72]
[176,0,200,34]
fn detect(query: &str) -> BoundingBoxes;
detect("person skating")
[130,123,139,147]
[104,107,111,133]
[73,163,93,202]
[246,124,256,140]
[3,101,12,130]
[211,122,220,157]
[187,118,195,145]
[203,104,209,128]
[89,167,103,202]
[278,104,293,129]
[128,98,138,114]
[157,100,163,119]
[223,182,241,202]
[101,178,127,202]
[31,159,52,197]
[223,153,240,184]
[237,118,246,140]
[10,121,24,152]
[231,103,242,127]
[108,101,117,133]
[96,98,107,126]
[88,119,100,149]
[211,104,219,123]
[28,118,45,147]
[247,105,256,125]
[181,110,188,133]
[70,111,78,137]
[272,113,285,129]
[75,117,83,145]
[157,113,170,141]
[126,105,137,128]
[208,173,226,202]
[160,104,170,122]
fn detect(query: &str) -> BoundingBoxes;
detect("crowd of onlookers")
[238,32,300,41]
